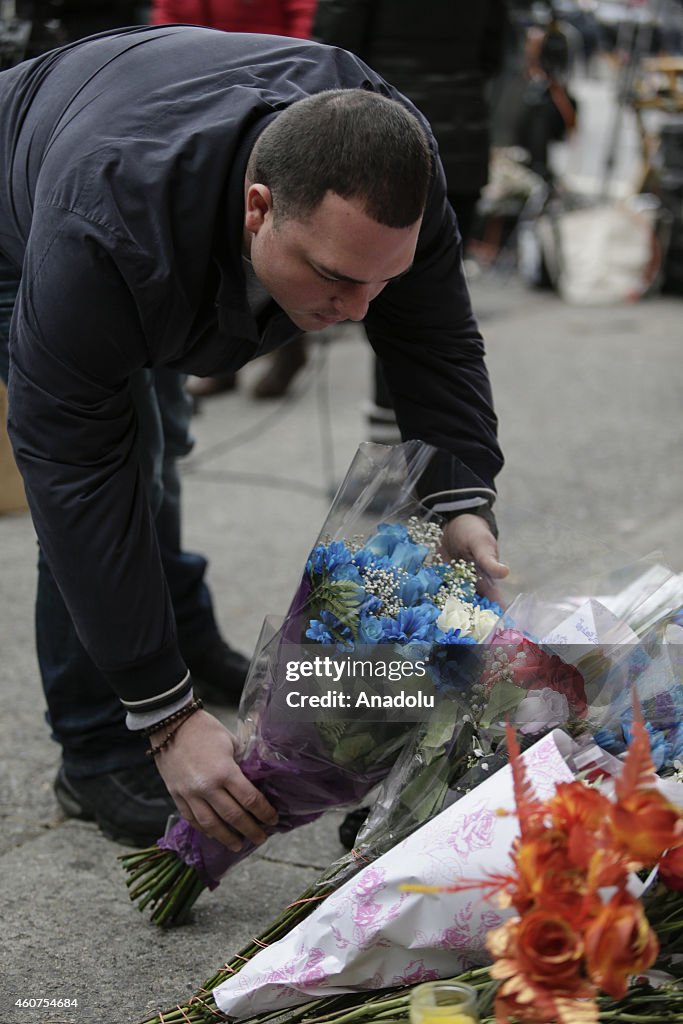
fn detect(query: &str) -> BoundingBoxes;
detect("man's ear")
[244,184,273,235]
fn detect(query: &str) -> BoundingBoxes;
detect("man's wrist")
[144,698,204,759]
[452,503,499,538]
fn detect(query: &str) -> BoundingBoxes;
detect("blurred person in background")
[516,13,578,181]
[150,0,318,400]
[150,0,315,37]
[311,0,508,444]
[6,1,143,58]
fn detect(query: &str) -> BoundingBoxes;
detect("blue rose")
[358,614,386,644]
[363,522,410,558]
[388,541,429,575]
[420,566,444,596]
[398,576,426,608]
[398,567,443,606]
[332,562,363,585]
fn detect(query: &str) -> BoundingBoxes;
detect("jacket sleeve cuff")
[414,445,496,502]
[419,491,499,540]
[413,445,498,535]
[101,642,191,713]
[118,668,192,715]
[420,489,499,538]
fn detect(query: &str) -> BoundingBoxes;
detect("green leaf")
[419,700,457,752]
[333,731,377,765]
[479,681,525,728]
[308,579,365,641]
[399,756,451,823]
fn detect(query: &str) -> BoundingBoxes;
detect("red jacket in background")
[150,0,317,38]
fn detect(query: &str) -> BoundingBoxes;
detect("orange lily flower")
[610,788,683,867]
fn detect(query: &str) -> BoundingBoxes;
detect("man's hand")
[151,709,278,851]
[441,513,510,605]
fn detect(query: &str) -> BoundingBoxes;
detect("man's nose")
[333,282,379,322]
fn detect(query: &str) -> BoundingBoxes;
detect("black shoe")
[185,373,238,397]
[183,638,250,706]
[54,762,176,848]
[338,805,371,851]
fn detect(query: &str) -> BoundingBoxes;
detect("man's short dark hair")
[247,89,432,228]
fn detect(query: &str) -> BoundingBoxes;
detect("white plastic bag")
[538,196,660,304]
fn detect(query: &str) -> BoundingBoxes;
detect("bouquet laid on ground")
[133,550,683,1024]
[136,717,683,1024]
[121,442,503,925]
[208,713,683,1020]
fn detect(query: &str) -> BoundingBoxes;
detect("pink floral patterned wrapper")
[213,729,577,1018]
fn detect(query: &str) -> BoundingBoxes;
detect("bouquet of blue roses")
[121,442,502,925]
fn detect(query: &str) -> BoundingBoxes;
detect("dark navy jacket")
[0,26,503,710]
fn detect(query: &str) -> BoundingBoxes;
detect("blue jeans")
[0,252,221,776]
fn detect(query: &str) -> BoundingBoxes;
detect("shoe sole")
[94,819,161,849]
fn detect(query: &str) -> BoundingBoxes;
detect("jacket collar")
[214,109,280,345]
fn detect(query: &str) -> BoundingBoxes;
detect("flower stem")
[120,846,207,926]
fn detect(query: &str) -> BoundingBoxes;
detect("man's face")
[243,186,421,332]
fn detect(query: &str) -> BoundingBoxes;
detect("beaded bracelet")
[141,696,204,737]
[145,697,204,758]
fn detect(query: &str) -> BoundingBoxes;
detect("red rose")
[484,638,587,716]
